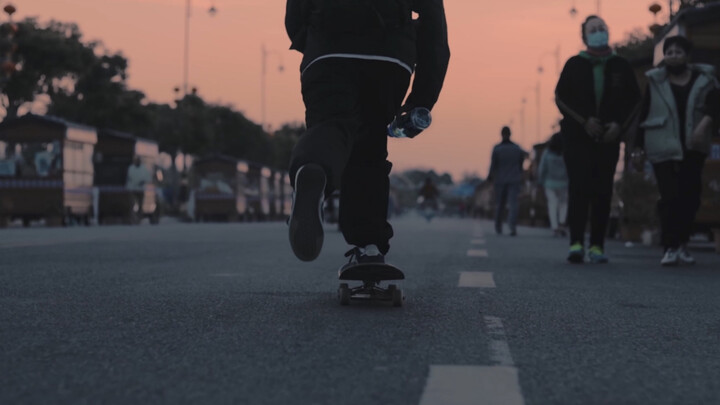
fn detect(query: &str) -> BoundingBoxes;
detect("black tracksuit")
[285,0,450,254]
[555,54,640,248]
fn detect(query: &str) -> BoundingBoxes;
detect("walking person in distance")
[488,126,528,236]
[538,132,569,238]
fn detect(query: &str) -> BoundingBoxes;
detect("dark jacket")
[555,54,640,145]
[285,0,450,110]
[489,140,527,185]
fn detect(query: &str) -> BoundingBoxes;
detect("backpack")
[311,0,412,36]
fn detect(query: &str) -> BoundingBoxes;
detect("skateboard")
[337,262,405,307]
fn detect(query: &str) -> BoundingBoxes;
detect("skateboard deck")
[337,262,405,307]
[338,262,405,282]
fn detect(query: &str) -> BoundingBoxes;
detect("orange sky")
[15,0,664,180]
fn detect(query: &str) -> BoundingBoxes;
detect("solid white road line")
[467,249,488,257]
[458,272,496,288]
[419,365,525,405]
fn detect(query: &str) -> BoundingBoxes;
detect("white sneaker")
[661,249,679,266]
[678,246,696,265]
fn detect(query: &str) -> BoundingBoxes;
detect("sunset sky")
[15,0,665,180]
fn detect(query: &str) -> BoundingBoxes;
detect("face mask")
[666,63,688,75]
[586,31,609,48]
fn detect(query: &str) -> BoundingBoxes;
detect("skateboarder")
[285,0,450,265]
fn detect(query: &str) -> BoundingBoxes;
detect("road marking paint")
[419,365,525,405]
[471,239,486,245]
[484,316,515,366]
[467,249,488,257]
[458,272,495,288]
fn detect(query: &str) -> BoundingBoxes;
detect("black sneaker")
[343,244,385,267]
[288,164,326,261]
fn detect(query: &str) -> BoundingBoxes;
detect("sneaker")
[588,245,609,263]
[567,243,585,263]
[661,249,679,266]
[288,164,326,262]
[510,228,517,237]
[677,246,695,265]
[342,245,385,270]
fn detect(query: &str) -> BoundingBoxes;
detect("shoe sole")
[289,164,326,262]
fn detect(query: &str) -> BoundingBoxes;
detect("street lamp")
[261,43,284,131]
[569,0,602,17]
[182,0,217,96]
[534,47,561,145]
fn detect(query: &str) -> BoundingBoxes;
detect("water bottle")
[387,107,432,138]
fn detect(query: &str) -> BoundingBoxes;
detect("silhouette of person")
[488,126,527,236]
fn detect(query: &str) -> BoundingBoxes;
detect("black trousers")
[563,141,620,249]
[652,151,707,250]
[289,59,411,254]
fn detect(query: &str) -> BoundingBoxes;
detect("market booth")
[93,129,160,224]
[0,115,96,227]
[190,155,248,222]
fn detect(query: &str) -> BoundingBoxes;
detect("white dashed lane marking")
[458,272,496,288]
[419,366,525,405]
[467,249,488,257]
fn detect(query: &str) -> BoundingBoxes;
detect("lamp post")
[261,43,284,131]
[535,46,561,144]
[569,0,601,17]
[182,0,216,96]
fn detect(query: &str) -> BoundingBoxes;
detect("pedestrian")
[285,0,450,263]
[632,35,720,266]
[488,126,527,236]
[555,15,641,263]
[418,177,440,211]
[538,132,569,237]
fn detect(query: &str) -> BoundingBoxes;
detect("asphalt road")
[1,216,719,404]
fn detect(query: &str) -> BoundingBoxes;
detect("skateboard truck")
[337,263,405,307]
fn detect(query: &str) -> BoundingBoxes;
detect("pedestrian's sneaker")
[288,164,326,262]
[678,246,696,265]
[342,244,385,270]
[661,249,679,266]
[588,245,609,264]
[510,228,517,237]
[567,243,585,264]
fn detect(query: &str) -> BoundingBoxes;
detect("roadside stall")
[94,129,159,224]
[246,162,270,221]
[0,115,96,227]
[190,155,247,222]
[281,172,292,218]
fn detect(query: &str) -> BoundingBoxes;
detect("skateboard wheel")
[392,288,403,307]
[338,284,351,306]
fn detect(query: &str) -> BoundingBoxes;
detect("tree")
[1,18,95,119]
[270,123,303,170]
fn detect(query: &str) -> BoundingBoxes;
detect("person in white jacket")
[538,133,569,237]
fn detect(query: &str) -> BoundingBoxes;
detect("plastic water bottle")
[387,107,432,138]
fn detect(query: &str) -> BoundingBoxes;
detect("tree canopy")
[0,18,299,169]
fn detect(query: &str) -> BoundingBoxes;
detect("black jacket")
[555,54,640,144]
[285,0,450,110]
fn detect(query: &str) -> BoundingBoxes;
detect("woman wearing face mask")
[632,36,720,266]
[555,15,641,264]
